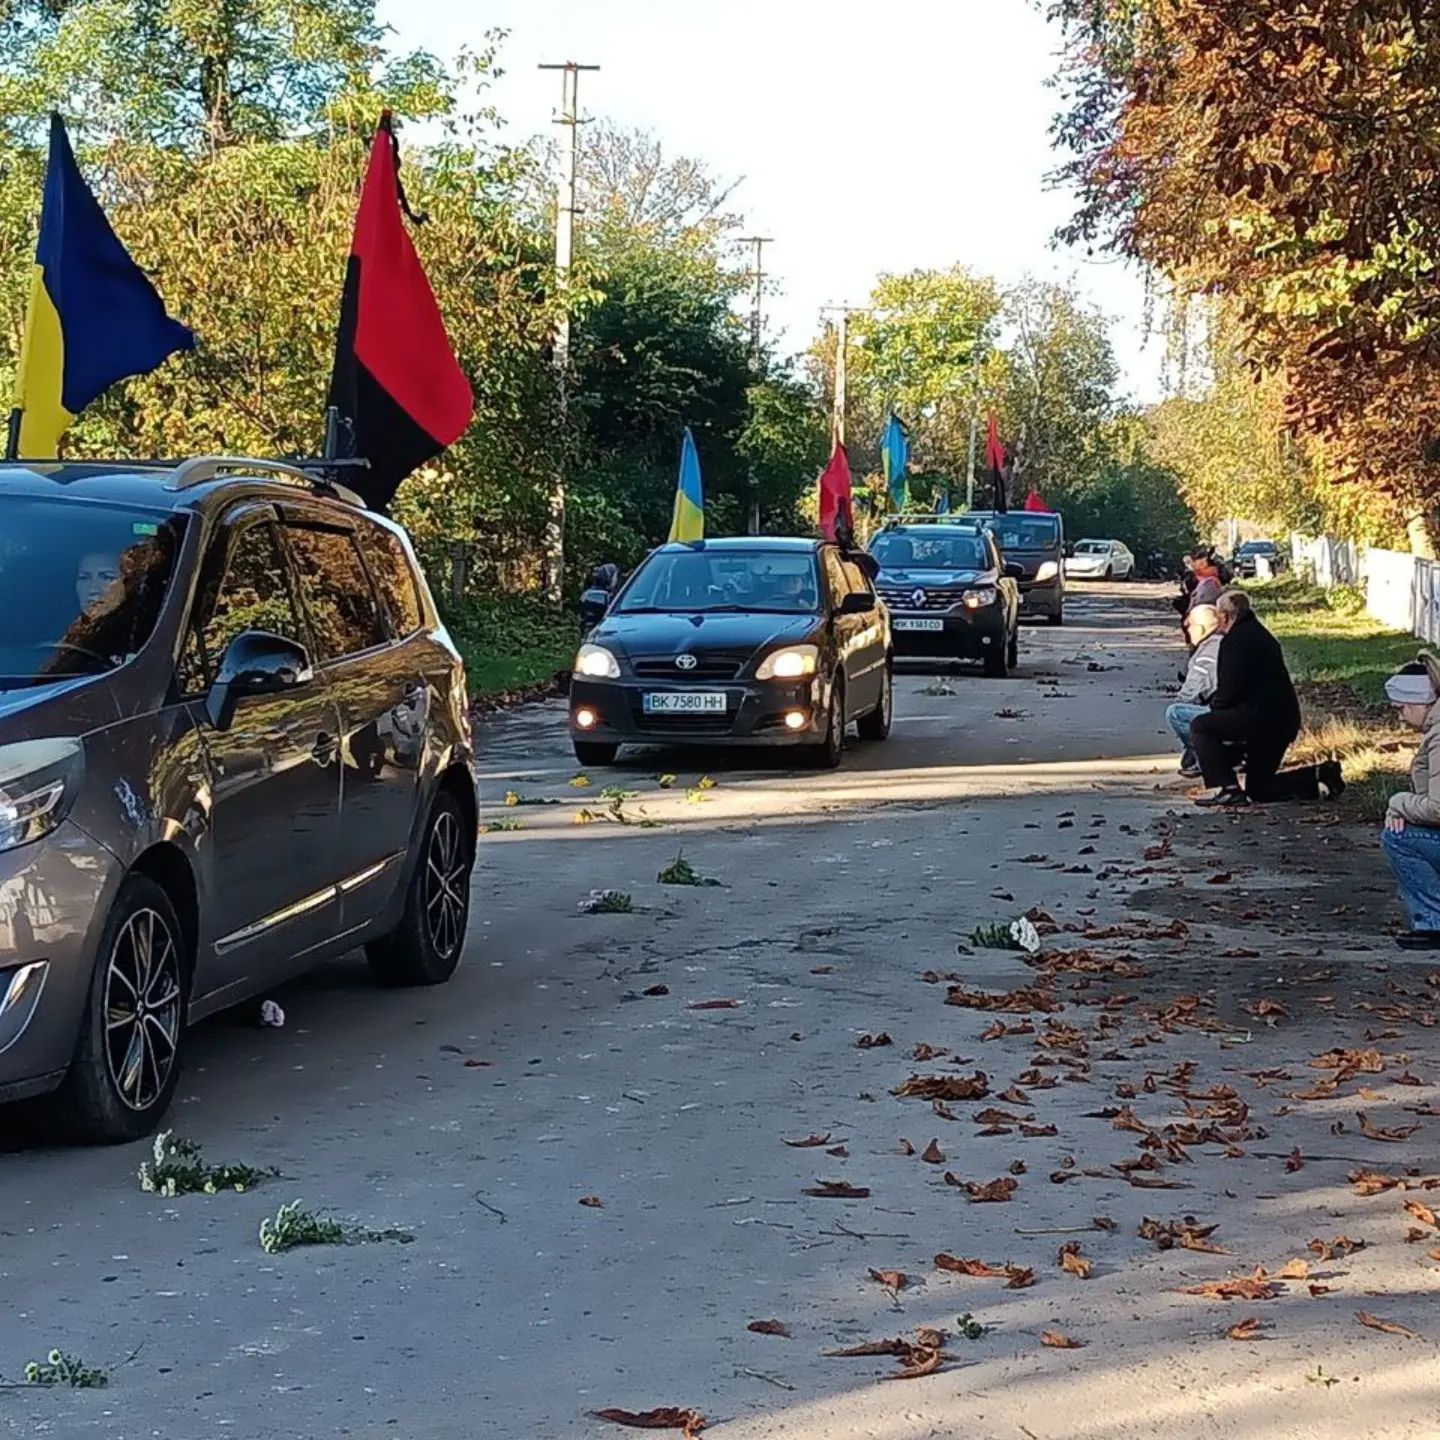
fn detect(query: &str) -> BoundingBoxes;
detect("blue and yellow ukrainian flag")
[13,114,193,457]
[667,426,704,542]
[880,412,909,511]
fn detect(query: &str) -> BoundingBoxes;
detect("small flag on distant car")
[11,113,193,458]
[818,443,854,541]
[667,427,704,542]
[985,412,1007,513]
[327,111,473,511]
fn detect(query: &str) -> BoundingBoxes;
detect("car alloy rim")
[425,811,469,960]
[104,907,182,1112]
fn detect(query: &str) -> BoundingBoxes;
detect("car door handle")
[312,731,338,765]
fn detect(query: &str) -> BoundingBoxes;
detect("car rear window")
[872,532,987,569]
[987,516,1060,549]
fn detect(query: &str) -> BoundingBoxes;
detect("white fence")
[1291,533,1440,645]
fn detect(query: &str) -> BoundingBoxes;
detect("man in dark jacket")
[1189,590,1344,807]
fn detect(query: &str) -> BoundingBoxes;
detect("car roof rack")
[881,514,982,530]
[166,456,367,508]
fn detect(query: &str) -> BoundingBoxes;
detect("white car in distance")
[1065,539,1135,580]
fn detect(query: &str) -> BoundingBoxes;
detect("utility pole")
[965,343,982,512]
[739,235,772,534]
[538,60,599,604]
[822,305,868,448]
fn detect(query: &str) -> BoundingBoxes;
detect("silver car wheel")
[424,811,469,961]
[103,907,182,1112]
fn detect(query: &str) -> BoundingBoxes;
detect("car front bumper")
[888,607,1006,658]
[0,821,120,1104]
[569,675,829,748]
[1018,579,1063,616]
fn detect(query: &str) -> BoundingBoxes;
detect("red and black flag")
[984,411,1007,513]
[327,112,472,512]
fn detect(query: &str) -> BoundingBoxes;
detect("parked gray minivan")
[0,458,477,1142]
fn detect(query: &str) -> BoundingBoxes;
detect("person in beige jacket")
[1381,656,1440,949]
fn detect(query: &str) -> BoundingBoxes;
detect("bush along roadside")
[439,594,578,708]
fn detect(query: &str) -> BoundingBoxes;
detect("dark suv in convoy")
[0,458,477,1142]
[569,537,892,768]
[869,520,1020,676]
[965,510,1066,625]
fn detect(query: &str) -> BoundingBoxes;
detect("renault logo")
[676,654,698,670]
[911,588,927,607]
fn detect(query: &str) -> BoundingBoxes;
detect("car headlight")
[962,587,999,609]
[0,739,83,854]
[1035,560,1060,582]
[574,644,621,679]
[756,645,818,680]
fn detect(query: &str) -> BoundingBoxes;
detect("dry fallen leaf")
[1404,1199,1439,1230]
[579,1195,604,1208]
[920,1138,946,1165]
[803,1180,870,1199]
[869,1268,909,1293]
[898,1139,916,1157]
[856,1032,893,1049]
[1226,1317,1265,1341]
[825,1339,909,1357]
[885,1346,944,1381]
[592,1407,707,1434]
[1357,1112,1419,1143]
[893,1072,990,1102]
[687,999,740,1011]
[1179,1269,1280,1301]
[782,1133,831,1148]
[1039,1330,1086,1349]
[826,1144,849,1158]
[1349,1169,1405,1196]
[1284,1147,1305,1173]
[747,1319,790,1338]
[1356,1310,1418,1338]
[1308,1235,1365,1261]
[955,1176,1018,1203]
[1276,1259,1310,1281]
[1058,1242,1093,1279]
[1308,1283,1334,1296]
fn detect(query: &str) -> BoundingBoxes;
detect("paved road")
[2,584,1434,1440]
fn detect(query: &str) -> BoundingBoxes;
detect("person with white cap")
[1381,655,1440,949]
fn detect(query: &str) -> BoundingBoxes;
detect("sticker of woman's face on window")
[76,552,122,618]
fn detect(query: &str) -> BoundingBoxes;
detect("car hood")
[592,610,821,660]
[0,673,118,742]
[877,568,985,588]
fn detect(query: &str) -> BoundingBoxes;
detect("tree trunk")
[1407,510,1439,560]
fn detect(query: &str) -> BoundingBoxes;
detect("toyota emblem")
[676,653,698,670]
[911,588,927,607]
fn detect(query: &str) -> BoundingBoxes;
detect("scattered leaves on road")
[893,1072,990,1101]
[1040,1330,1085,1349]
[687,999,740,1010]
[1355,1311,1418,1338]
[856,1032,893,1048]
[782,1133,831,1148]
[1226,1317,1267,1341]
[803,1180,871,1199]
[747,1320,790,1338]
[591,1407,707,1434]
[579,1195,604,1208]
[920,1138,945,1164]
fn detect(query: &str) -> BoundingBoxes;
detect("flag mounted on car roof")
[667,427,704,542]
[880,412,908,511]
[11,113,193,458]
[984,412,1008,513]
[327,111,473,512]
[817,443,854,542]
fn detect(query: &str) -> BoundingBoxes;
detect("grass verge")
[440,595,578,702]
[1249,577,1416,820]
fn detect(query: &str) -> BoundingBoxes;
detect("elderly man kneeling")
[1382,658,1440,949]
[1166,603,1222,777]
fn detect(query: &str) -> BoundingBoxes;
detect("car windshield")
[617,549,820,614]
[980,515,1060,549]
[0,497,185,685]
[1074,541,1110,554]
[1238,541,1275,554]
[871,532,987,570]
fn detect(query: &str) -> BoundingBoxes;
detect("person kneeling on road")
[1380,657,1440,949]
[1166,603,1222,777]
[1189,589,1344,808]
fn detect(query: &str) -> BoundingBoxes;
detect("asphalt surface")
[3,583,1436,1440]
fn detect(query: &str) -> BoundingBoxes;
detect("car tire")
[856,662,892,741]
[983,638,1008,678]
[806,677,845,768]
[1047,607,1064,627]
[366,788,474,989]
[1007,628,1019,670]
[51,874,189,1144]
[1104,565,1113,580]
[572,740,620,766]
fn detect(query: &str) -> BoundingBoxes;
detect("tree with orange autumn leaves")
[1049,1,1440,550]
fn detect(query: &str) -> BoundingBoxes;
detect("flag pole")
[5,409,20,461]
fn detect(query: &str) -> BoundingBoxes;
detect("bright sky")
[378,0,1166,402]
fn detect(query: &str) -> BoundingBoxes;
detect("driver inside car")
[76,550,123,618]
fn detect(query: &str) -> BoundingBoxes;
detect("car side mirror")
[205,629,314,731]
[1004,561,1025,579]
[839,592,876,615]
[579,587,610,630]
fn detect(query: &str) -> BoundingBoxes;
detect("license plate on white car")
[643,691,727,714]
[894,618,944,632]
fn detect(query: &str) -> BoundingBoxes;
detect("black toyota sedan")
[870,520,1020,675]
[568,538,891,768]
